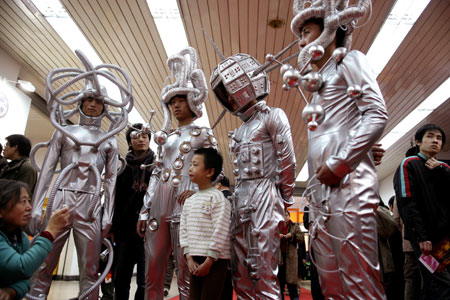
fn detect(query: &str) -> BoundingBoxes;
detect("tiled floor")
[46,276,311,299]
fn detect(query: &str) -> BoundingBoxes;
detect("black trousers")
[114,236,146,300]
[189,256,229,300]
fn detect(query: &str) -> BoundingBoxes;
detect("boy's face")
[169,96,194,123]
[82,97,104,117]
[189,154,212,185]
[299,21,322,49]
[417,129,443,157]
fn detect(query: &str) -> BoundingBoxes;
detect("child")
[0,179,69,300]
[179,148,231,300]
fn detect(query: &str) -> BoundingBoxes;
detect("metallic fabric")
[228,100,296,299]
[141,124,218,300]
[307,50,388,299]
[28,114,118,300]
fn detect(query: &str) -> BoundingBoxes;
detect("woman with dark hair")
[0,179,69,300]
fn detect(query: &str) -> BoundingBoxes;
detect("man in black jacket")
[394,124,450,299]
[111,124,154,300]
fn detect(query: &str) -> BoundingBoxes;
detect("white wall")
[378,173,395,206]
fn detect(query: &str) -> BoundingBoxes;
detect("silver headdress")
[210,54,270,117]
[291,0,371,72]
[45,49,133,149]
[160,47,208,133]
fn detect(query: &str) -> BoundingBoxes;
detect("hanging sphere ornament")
[130,131,139,139]
[280,64,294,76]
[148,218,159,231]
[309,45,325,61]
[302,103,325,131]
[347,85,362,99]
[142,123,152,133]
[265,53,274,62]
[283,69,301,87]
[282,83,290,91]
[301,71,323,93]
[154,130,168,146]
[332,47,347,63]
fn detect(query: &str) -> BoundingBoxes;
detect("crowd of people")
[1,0,450,299]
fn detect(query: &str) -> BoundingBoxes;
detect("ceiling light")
[296,161,309,182]
[366,0,431,76]
[1,77,36,93]
[379,77,450,150]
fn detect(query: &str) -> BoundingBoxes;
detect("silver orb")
[332,47,347,63]
[148,218,159,231]
[347,85,362,99]
[309,45,325,61]
[283,69,301,88]
[280,64,294,76]
[282,83,290,91]
[301,71,323,93]
[265,53,274,62]
[142,123,152,133]
[153,130,168,146]
[130,131,139,139]
[302,103,325,131]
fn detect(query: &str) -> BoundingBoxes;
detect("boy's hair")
[194,148,223,182]
[301,17,346,48]
[125,123,151,151]
[219,176,230,188]
[415,123,446,146]
[388,196,395,209]
[6,134,32,157]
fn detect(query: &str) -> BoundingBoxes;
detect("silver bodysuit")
[307,50,388,299]
[28,113,118,300]
[141,123,217,300]
[228,101,296,299]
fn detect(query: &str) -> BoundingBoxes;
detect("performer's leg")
[170,220,189,300]
[72,203,102,300]
[28,225,72,297]
[144,219,172,300]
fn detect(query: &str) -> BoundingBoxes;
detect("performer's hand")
[45,207,70,238]
[0,288,16,300]
[185,254,199,274]
[315,163,342,186]
[371,143,385,166]
[425,157,440,170]
[137,220,147,238]
[177,190,195,205]
[419,240,433,254]
[194,257,214,277]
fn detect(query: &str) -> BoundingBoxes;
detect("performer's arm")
[326,51,388,178]
[101,138,119,238]
[28,130,63,235]
[267,108,296,203]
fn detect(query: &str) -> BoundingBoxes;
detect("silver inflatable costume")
[26,50,132,300]
[210,54,296,299]
[138,47,217,300]
[271,0,388,298]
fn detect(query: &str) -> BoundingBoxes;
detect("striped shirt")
[180,187,231,260]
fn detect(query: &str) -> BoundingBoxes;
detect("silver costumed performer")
[26,50,132,299]
[210,54,296,299]
[283,0,388,298]
[138,47,217,300]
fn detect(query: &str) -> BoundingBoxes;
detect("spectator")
[392,196,421,300]
[0,179,69,300]
[278,210,304,300]
[0,144,7,171]
[394,124,450,299]
[180,148,231,300]
[111,124,154,300]
[0,135,37,195]
[215,176,233,300]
